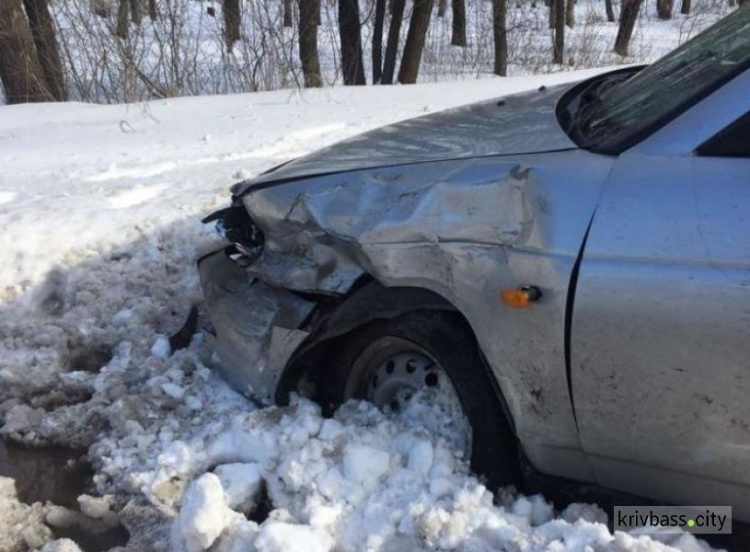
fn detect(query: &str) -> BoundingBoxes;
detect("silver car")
[199,9,750,520]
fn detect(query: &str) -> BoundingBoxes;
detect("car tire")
[325,310,521,490]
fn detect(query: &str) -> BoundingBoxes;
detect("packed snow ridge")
[0,75,721,551]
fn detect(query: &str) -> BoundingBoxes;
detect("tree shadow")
[0,214,228,549]
[0,215,219,408]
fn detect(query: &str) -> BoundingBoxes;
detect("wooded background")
[0,0,741,104]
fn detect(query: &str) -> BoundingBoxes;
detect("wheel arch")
[276,279,517,437]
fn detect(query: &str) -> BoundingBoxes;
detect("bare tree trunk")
[614,0,644,56]
[92,0,110,18]
[553,0,564,63]
[148,0,157,20]
[548,0,555,28]
[398,0,434,84]
[451,0,466,46]
[0,0,54,103]
[224,0,241,52]
[339,0,365,85]
[728,0,736,7]
[284,0,293,27]
[298,0,322,87]
[605,0,616,21]
[372,0,386,82]
[129,0,141,24]
[680,0,691,13]
[493,0,507,75]
[21,0,66,101]
[382,0,405,84]
[437,0,448,16]
[565,0,574,27]
[656,0,673,18]
[115,0,129,38]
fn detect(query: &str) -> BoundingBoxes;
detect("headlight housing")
[203,204,264,265]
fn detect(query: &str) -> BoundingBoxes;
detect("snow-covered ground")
[0,73,723,551]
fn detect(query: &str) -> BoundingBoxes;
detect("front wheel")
[327,310,521,489]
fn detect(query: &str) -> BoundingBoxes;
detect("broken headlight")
[202,205,264,265]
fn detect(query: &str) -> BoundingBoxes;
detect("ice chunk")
[150,336,171,359]
[407,439,433,476]
[255,522,333,552]
[214,463,264,513]
[0,477,16,499]
[112,308,133,326]
[161,382,184,400]
[560,503,608,525]
[186,395,203,410]
[173,473,235,552]
[213,519,259,552]
[38,539,84,552]
[342,444,390,490]
[77,494,112,519]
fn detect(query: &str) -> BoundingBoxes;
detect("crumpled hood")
[233,82,577,195]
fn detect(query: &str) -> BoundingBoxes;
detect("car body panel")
[571,69,750,518]
[198,250,314,402]
[231,84,576,195]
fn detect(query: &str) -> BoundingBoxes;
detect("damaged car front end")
[197,10,750,520]
[199,204,315,403]
[197,77,629,486]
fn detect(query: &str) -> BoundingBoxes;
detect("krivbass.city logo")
[614,506,732,535]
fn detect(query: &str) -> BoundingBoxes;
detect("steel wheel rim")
[344,336,472,457]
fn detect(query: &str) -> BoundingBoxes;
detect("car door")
[571,71,750,519]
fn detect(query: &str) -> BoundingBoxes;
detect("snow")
[77,494,113,519]
[0,191,16,205]
[254,522,334,552]
[38,540,84,552]
[0,74,724,551]
[407,439,434,476]
[161,381,185,400]
[172,473,240,552]
[151,337,173,359]
[214,464,263,511]
[0,477,54,551]
[342,444,392,491]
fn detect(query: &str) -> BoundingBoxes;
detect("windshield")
[572,7,750,153]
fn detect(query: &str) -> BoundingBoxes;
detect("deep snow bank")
[0,73,720,551]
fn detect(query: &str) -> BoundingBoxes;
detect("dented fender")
[243,159,540,294]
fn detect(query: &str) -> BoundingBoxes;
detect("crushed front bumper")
[197,248,315,404]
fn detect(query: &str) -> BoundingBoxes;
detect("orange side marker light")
[500,286,542,309]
